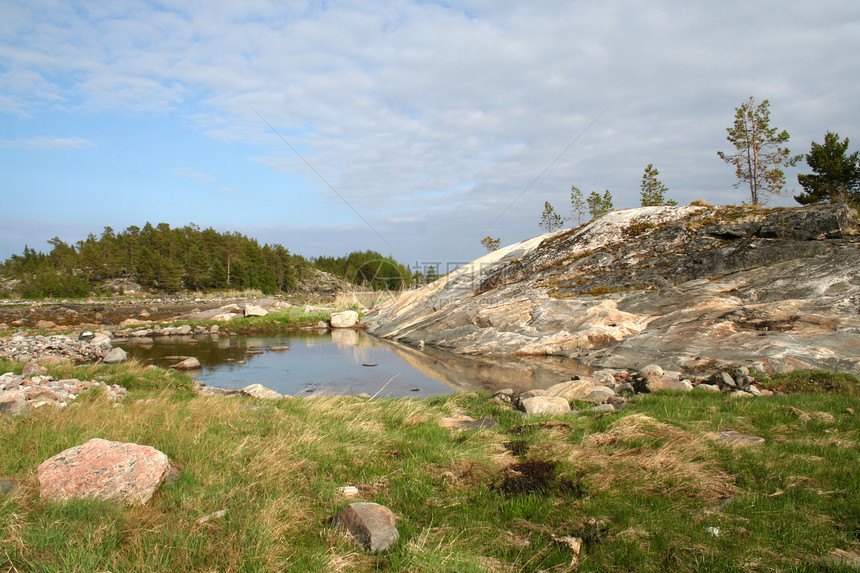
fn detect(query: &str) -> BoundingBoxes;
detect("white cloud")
[0,136,94,150]
[171,167,215,183]
[2,0,859,262]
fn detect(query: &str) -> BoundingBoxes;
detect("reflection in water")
[116,331,590,398]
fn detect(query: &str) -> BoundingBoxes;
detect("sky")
[2,0,859,272]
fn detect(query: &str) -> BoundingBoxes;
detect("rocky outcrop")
[38,438,169,505]
[0,372,127,416]
[365,204,860,375]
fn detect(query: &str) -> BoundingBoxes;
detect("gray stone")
[519,396,570,415]
[334,502,399,552]
[590,403,616,413]
[713,372,736,387]
[717,431,765,446]
[241,384,284,400]
[103,347,127,364]
[695,383,721,393]
[0,390,31,416]
[0,477,23,496]
[581,385,616,404]
[638,364,664,380]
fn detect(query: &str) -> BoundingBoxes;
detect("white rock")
[330,310,359,328]
[242,384,284,400]
[519,396,570,415]
[244,305,268,318]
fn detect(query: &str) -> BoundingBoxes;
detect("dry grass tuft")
[565,414,739,502]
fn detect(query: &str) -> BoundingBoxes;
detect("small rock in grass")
[333,502,399,552]
[716,431,765,446]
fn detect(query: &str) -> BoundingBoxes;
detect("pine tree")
[587,190,614,220]
[539,201,564,232]
[639,164,676,206]
[795,131,860,207]
[717,97,800,205]
[569,185,586,225]
[480,236,501,253]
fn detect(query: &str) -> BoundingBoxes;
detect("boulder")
[35,320,57,329]
[544,379,592,402]
[638,364,664,380]
[519,396,570,416]
[244,305,268,318]
[330,310,360,328]
[171,357,201,370]
[38,438,169,505]
[0,390,31,416]
[103,347,127,364]
[333,502,399,552]
[242,384,284,400]
[581,385,616,404]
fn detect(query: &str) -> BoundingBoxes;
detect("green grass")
[1,364,859,572]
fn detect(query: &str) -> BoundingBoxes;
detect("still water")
[116,330,592,398]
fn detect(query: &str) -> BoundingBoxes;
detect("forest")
[0,223,410,299]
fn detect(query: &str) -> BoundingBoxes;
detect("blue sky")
[2,0,859,268]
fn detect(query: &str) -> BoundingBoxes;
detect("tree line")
[0,223,420,299]
[0,223,316,298]
[478,96,860,251]
[313,250,414,290]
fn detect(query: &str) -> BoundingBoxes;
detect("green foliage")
[480,236,501,253]
[0,223,312,298]
[570,185,587,225]
[718,97,801,205]
[313,250,413,290]
[639,163,677,206]
[587,190,614,220]
[539,201,564,232]
[795,131,860,207]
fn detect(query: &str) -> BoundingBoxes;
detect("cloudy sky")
[2,1,859,270]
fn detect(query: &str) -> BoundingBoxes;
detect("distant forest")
[0,223,412,299]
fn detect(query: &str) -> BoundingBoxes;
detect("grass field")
[1,360,858,572]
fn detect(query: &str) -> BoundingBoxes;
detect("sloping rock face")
[365,204,860,375]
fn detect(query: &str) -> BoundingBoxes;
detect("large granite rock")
[364,205,860,375]
[330,310,359,328]
[38,438,169,505]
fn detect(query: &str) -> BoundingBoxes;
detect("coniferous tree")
[639,164,677,206]
[570,185,587,225]
[539,201,564,232]
[718,97,800,205]
[480,236,501,253]
[795,131,860,207]
[587,190,614,220]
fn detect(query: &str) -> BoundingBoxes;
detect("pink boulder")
[38,438,169,505]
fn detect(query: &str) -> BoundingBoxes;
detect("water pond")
[116,330,592,398]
